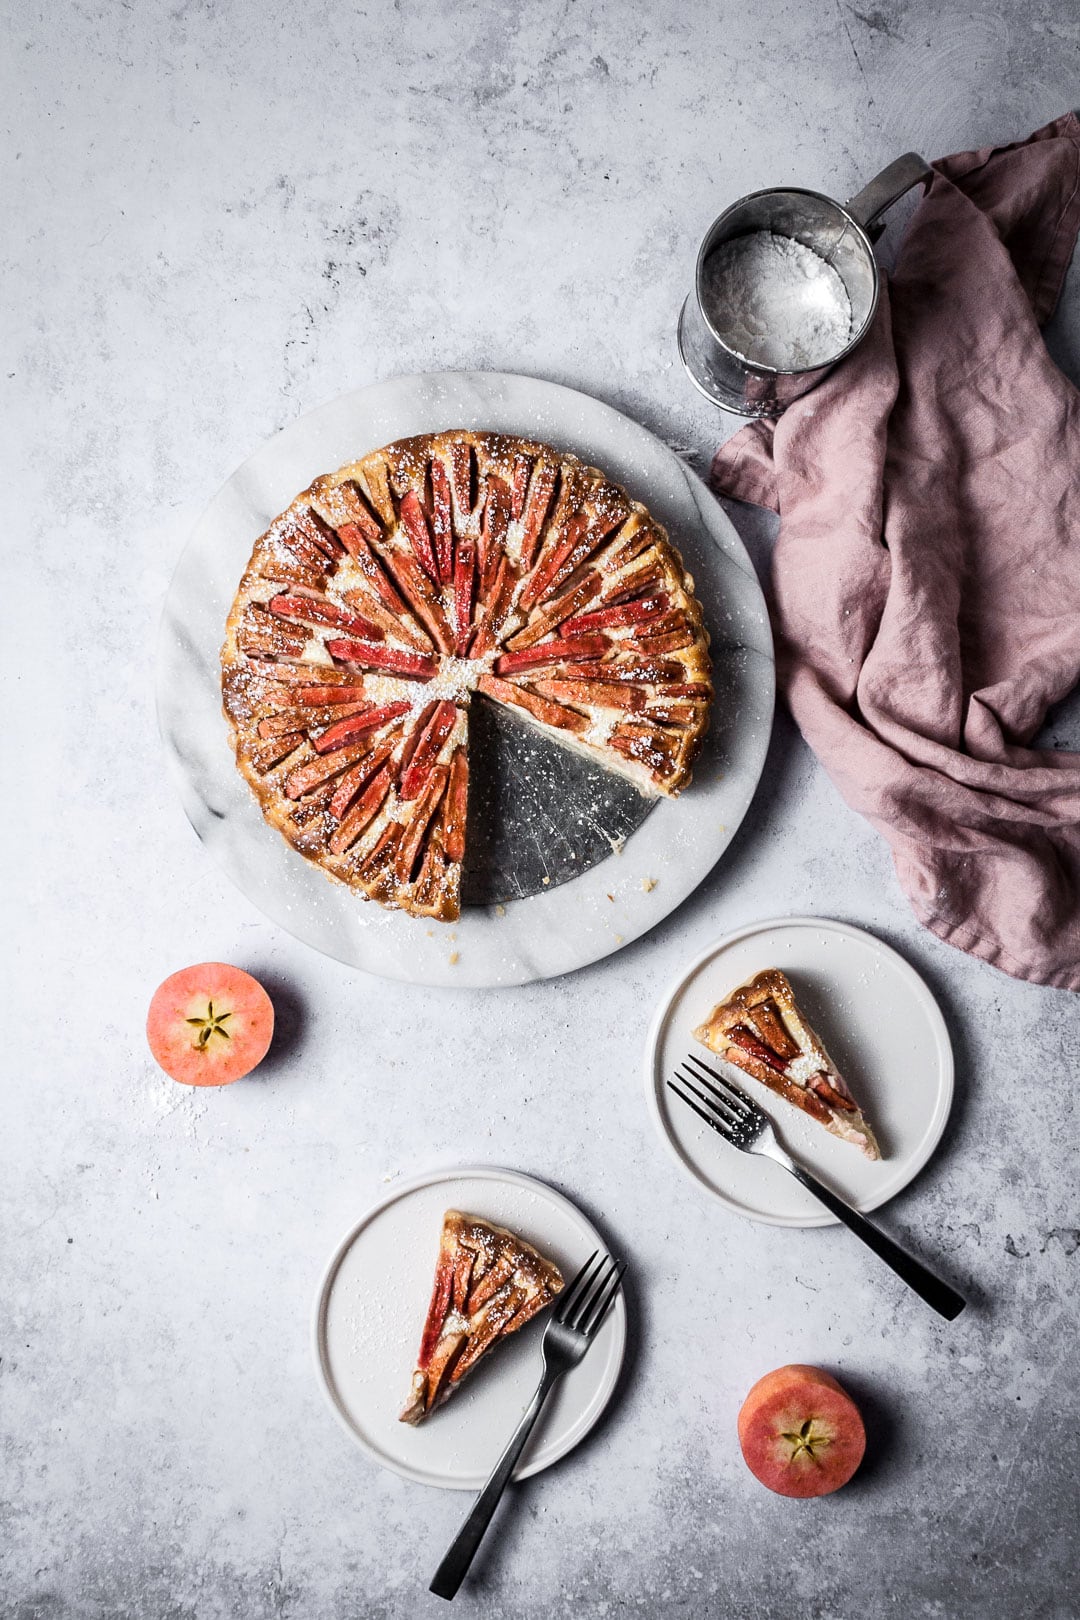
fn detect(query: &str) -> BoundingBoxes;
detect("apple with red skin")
[147,964,274,1087]
[738,1365,865,1498]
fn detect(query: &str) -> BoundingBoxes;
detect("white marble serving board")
[156,371,775,986]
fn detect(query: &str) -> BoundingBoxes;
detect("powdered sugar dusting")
[702,231,852,370]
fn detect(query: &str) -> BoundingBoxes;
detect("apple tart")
[400,1210,564,1425]
[694,969,880,1159]
[221,430,712,922]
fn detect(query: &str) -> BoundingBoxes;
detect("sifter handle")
[845,152,933,239]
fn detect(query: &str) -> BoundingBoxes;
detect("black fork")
[430,1251,626,1600]
[670,1051,965,1321]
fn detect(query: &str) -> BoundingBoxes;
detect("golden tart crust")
[221,430,713,922]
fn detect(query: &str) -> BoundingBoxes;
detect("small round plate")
[313,1166,626,1489]
[645,917,954,1227]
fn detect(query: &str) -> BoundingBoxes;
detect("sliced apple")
[493,635,609,676]
[146,964,274,1087]
[737,1366,866,1499]
[325,638,438,680]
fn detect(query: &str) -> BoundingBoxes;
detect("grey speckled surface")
[3,2,1079,1617]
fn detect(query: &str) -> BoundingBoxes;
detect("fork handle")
[430,1363,562,1601]
[788,1164,966,1320]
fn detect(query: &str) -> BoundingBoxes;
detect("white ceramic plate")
[313,1166,627,1489]
[157,371,774,986]
[645,917,954,1227]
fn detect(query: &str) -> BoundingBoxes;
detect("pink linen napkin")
[710,114,1080,992]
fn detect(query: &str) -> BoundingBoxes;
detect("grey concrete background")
[3,2,1079,1616]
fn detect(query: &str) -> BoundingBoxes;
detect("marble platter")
[157,372,775,986]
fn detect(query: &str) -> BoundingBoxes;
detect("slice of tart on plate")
[400,1210,564,1425]
[694,968,880,1160]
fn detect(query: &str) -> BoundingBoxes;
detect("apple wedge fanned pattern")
[399,1210,564,1426]
[221,430,713,922]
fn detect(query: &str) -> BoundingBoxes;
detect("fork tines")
[668,1051,761,1146]
[557,1251,627,1337]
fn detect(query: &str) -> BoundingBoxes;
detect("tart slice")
[399,1210,564,1425]
[693,969,880,1160]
